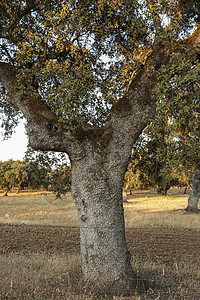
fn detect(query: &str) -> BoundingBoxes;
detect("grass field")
[0,188,199,299]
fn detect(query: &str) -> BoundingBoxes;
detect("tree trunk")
[2,190,8,196]
[28,183,31,192]
[71,158,145,296]
[186,171,200,213]
[183,185,188,195]
[2,185,12,196]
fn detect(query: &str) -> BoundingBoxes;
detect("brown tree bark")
[2,185,12,196]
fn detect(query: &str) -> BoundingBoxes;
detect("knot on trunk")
[47,122,59,133]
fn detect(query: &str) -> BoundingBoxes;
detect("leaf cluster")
[0,0,153,128]
[0,0,199,132]
[0,156,71,197]
[125,51,200,194]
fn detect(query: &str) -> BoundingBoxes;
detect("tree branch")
[101,39,169,176]
[0,62,75,155]
[167,25,200,61]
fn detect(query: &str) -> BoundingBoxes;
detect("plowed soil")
[0,223,200,299]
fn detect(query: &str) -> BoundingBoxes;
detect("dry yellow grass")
[0,188,199,230]
[0,188,199,299]
[124,189,200,230]
[0,252,84,299]
[0,193,79,226]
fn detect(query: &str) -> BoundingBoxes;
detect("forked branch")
[0,62,75,154]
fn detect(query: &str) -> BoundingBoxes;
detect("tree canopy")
[0,158,71,196]
[1,0,199,134]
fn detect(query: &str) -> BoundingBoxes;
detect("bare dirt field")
[0,188,199,299]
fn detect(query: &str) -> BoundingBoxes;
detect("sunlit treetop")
[0,0,199,129]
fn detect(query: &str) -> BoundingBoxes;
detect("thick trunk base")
[71,160,150,296]
[186,205,199,213]
[84,273,149,297]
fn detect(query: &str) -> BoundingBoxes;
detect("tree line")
[0,141,196,199]
[0,159,71,197]
[124,134,198,197]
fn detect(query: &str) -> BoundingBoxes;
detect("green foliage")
[24,146,71,197]
[153,49,200,174]
[0,83,22,139]
[0,160,44,192]
[0,0,199,133]
[1,0,199,194]
[179,0,200,30]
[125,55,200,195]
[126,124,198,195]
[49,164,71,198]
[1,0,188,130]
[124,136,179,196]
[124,146,155,191]
[0,159,13,192]
[24,145,69,171]
[0,157,71,196]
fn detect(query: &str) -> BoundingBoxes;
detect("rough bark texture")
[1,26,200,295]
[186,171,200,213]
[71,159,137,295]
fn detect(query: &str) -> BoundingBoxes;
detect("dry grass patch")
[0,252,84,299]
[0,190,53,197]
[126,210,200,229]
[1,188,199,230]
[0,194,79,226]
[124,189,200,230]
[0,188,199,299]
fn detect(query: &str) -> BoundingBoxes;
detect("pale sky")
[0,120,28,162]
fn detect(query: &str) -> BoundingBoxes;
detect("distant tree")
[24,146,70,195]
[0,159,48,193]
[124,134,176,196]
[0,160,13,196]
[21,161,45,191]
[3,160,24,193]
[186,170,200,212]
[49,164,71,198]
[124,146,155,193]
